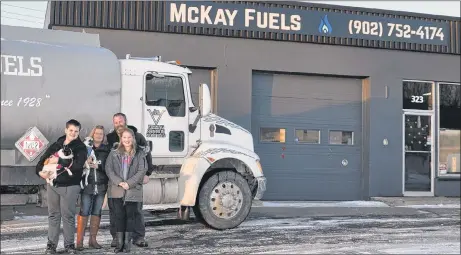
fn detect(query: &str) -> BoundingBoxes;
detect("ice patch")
[13,215,48,221]
[240,216,454,229]
[310,217,453,226]
[253,233,461,254]
[397,204,460,209]
[241,218,297,227]
[381,242,461,254]
[254,241,461,254]
[255,201,389,208]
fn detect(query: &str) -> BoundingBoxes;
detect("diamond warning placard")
[15,127,49,162]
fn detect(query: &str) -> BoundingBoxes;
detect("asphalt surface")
[1,203,460,254]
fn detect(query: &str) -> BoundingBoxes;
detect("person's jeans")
[47,185,81,247]
[79,193,105,216]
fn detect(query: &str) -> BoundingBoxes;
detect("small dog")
[40,146,74,187]
[81,137,101,189]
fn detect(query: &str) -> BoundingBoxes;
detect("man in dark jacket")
[106,113,154,248]
[36,119,88,254]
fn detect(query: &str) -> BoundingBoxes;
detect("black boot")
[114,232,124,253]
[63,244,77,254]
[44,240,57,254]
[110,226,117,247]
[133,237,148,247]
[123,232,132,253]
[111,237,118,248]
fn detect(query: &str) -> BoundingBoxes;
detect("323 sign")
[411,95,424,103]
[403,81,432,111]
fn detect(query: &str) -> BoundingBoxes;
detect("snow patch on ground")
[252,226,460,254]
[241,216,455,229]
[380,242,460,254]
[12,215,48,221]
[253,241,461,254]
[397,204,460,209]
[1,215,169,234]
[255,201,390,208]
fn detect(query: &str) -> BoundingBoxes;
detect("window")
[295,129,320,144]
[403,81,433,111]
[169,131,185,152]
[260,128,286,143]
[438,83,460,175]
[145,74,186,117]
[329,130,353,145]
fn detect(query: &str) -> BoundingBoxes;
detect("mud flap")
[37,184,47,208]
[177,206,190,220]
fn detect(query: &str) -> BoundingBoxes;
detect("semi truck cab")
[120,55,200,161]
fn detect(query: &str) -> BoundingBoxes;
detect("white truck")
[0,26,266,229]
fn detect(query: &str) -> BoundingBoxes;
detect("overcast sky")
[1,1,460,29]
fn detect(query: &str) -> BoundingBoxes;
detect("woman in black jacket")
[76,125,110,250]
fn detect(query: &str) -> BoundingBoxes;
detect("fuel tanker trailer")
[0,30,266,230]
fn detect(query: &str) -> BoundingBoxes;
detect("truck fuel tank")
[1,37,121,168]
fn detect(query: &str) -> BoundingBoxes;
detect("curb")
[371,196,461,207]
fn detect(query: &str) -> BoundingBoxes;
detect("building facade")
[46,1,460,200]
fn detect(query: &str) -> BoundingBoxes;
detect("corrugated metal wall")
[48,1,460,55]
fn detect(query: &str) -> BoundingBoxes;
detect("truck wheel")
[196,170,252,230]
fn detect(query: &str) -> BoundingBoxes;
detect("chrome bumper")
[254,176,267,200]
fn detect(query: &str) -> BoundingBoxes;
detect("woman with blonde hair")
[105,127,147,253]
[76,125,110,250]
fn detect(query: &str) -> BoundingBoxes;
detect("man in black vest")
[106,113,154,248]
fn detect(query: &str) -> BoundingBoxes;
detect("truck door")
[142,72,189,158]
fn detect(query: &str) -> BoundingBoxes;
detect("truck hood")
[200,114,254,152]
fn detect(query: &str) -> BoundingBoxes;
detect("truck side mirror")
[199,83,212,116]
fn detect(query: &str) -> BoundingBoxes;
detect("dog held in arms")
[81,137,101,190]
[39,146,74,186]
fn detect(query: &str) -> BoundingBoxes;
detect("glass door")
[403,113,434,195]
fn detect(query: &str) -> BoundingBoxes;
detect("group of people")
[35,113,155,254]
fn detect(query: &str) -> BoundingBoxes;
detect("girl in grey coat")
[105,127,147,253]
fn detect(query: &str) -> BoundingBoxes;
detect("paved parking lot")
[1,200,459,254]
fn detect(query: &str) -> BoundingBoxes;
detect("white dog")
[81,137,101,190]
[40,147,74,187]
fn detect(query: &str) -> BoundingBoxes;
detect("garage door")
[252,72,363,201]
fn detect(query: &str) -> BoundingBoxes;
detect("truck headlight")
[256,160,263,174]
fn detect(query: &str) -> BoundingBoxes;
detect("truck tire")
[196,170,252,230]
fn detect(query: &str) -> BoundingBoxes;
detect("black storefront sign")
[166,1,450,47]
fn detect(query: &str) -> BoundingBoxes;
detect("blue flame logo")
[318,15,333,34]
